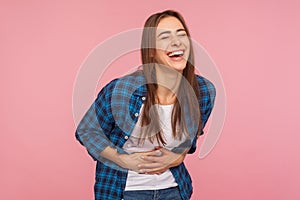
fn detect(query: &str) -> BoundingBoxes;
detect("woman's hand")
[117,150,164,173]
[136,147,188,175]
[101,146,187,174]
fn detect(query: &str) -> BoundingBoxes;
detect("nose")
[170,35,181,47]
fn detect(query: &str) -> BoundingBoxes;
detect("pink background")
[1,0,299,199]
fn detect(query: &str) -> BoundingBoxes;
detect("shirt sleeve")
[75,82,115,161]
[187,77,216,154]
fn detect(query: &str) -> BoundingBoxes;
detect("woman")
[75,10,216,200]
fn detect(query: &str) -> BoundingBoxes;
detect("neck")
[155,64,182,105]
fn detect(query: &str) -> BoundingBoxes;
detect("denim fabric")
[75,70,216,200]
[123,186,183,200]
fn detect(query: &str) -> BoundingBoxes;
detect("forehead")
[156,16,185,32]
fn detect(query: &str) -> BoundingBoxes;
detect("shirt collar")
[132,84,147,97]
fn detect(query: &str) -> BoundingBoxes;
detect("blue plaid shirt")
[75,70,216,200]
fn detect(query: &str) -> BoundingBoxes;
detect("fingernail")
[140,156,144,159]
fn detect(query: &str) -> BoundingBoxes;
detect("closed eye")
[159,35,170,40]
[177,31,187,37]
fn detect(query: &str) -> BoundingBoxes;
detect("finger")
[141,155,160,162]
[142,167,167,174]
[154,147,171,155]
[138,162,161,171]
[156,148,169,153]
[142,150,162,157]
[146,170,164,175]
[146,171,163,175]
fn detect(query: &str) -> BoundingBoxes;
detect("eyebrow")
[157,28,186,37]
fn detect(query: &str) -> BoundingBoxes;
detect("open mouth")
[167,50,184,58]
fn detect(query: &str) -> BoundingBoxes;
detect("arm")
[75,83,116,162]
[187,77,216,154]
[75,80,161,172]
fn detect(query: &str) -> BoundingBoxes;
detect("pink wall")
[1,0,299,199]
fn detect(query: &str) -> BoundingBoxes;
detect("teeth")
[168,50,184,57]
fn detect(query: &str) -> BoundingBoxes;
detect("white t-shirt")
[123,104,186,191]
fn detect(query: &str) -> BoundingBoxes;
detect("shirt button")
[142,96,146,101]
[124,135,129,140]
[134,113,139,117]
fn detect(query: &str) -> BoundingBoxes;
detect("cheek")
[155,49,167,61]
[184,40,191,57]
[183,38,190,48]
[156,40,169,51]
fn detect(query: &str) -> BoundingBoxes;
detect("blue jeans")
[123,186,183,200]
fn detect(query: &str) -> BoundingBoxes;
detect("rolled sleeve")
[75,82,115,161]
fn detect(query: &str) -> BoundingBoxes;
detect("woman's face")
[155,16,190,73]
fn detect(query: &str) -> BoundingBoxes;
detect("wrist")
[170,153,184,168]
[116,153,128,169]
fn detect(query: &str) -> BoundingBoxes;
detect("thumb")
[154,147,168,153]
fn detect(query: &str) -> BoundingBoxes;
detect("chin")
[169,62,187,72]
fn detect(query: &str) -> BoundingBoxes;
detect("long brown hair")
[140,10,201,145]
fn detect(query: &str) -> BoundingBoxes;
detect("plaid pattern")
[75,70,216,200]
